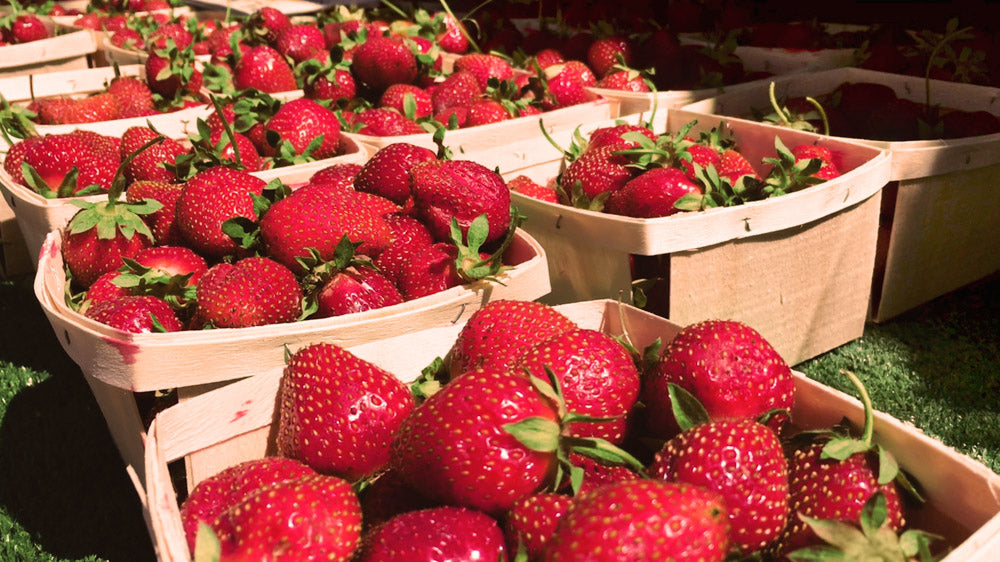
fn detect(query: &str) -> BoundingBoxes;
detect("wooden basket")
[344,98,620,155]
[473,108,891,365]
[0,18,97,77]
[683,67,1000,322]
[0,135,369,270]
[139,299,1000,562]
[33,221,551,486]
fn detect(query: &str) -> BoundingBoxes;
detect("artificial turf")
[0,271,997,561]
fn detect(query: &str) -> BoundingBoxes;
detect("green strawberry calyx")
[449,208,522,285]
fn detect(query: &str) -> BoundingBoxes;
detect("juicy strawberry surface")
[504,493,571,559]
[359,506,506,561]
[193,257,302,329]
[353,143,436,205]
[174,166,267,259]
[605,167,702,218]
[83,295,183,333]
[409,159,512,246]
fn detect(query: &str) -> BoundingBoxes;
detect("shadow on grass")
[0,276,154,561]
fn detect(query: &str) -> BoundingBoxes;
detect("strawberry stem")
[841,369,875,446]
[437,0,482,53]
[768,81,791,126]
[805,96,829,136]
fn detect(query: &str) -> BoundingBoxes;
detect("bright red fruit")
[359,506,506,561]
[193,257,302,328]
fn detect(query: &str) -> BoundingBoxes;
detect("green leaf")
[193,523,221,562]
[820,435,871,461]
[503,417,561,453]
[564,436,648,475]
[859,492,888,538]
[410,357,448,402]
[785,545,849,561]
[668,383,710,431]
[798,514,867,550]
[876,444,900,485]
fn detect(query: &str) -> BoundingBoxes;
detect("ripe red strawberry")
[351,36,418,93]
[680,143,722,180]
[409,159,512,245]
[193,257,302,328]
[353,108,424,136]
[131,245,208,284]
[106,76,156,119]
[302,62,357,103]
[453,53,515,90]
[144,47,202,99]
[354,142,436,206]
[559,143,636,204]
[4,13,48,44]
[449,300,578,376]
[465,100,513,127]
[508,174,558,203]
[587,124,658,152]
[605,167,702,218]
[125,180,184,245]
[504,493,571,559]
[179,457,315,553]
[359,506,506,561]
[372,215,434,285]
[433,106,468,128]
[642,320,795,439]
[569,451,642,494]
[109,28,144,51]
[83,271,130,306]
[651,418,789,554]
[1,136,38,185]
[213,473,361,560]
[174,166,267,259]
[275,23,328,64]
[587,36,634,78]
[265,97,341,160]
[716,148,761,185]
[204,127,262,172]
[434,12,469,53]
[533,48,565,69]
[259,182,393,271]
[431,70,482,114]
[314,265,404,317]
[233,45,299,93]
[277,343,414,480]
[378,83,433,119]
[393,241,466,300]
[390,368,561,514]
[543,480,730,560]
[596,68,651,92]
[245,6,291,44]
[20,132,119,197]
[59,93,119,124]
[791,144,841,180]
[120,126,185,183]
[32,97,75,125]
[84,295,183,333]
[309,162,363,191]
[146,22,192,51]
[537,61,598,110]
[516,328,640,444]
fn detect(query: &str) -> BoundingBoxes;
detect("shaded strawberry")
[124,180,184,245]
[409,159,512,246]
[354,142,436,205]
[275,23,328,64]
[351,35,418,94]
[120,126,185,183]
[587,36,634,78]
[605,167,702,218]
[352,107,424,136]
[193,256,302,328]
[83,295,183,333]
[359,506,506,561]
[507,174,558,203]
[504,493,571,559]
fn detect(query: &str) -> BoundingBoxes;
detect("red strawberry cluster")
[176,299,935,560]
[763,81,1000,141]
[0,3,49,46]
[514,119,842,217]
[46,140,515,334]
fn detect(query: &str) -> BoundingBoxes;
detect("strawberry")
[596,68,651,92]
[352,108,424,136]
[83,295,183,333]
[604,167,702,218]
[535,61,597,110]
[309,162,362,191]
[264,97,341,160]
[716,148,761,185]
[679,143,722,180]
[259,182,393,272]
[357,470,435,530]
[650,413,789,555]
[180,457,315,553]
[791,144,841,180]
[275,23,328,64]
[431,70,482,114]
[777,371,907,556]
[641,319,795,439]
[193,257,302,329]
[59,94,119,124]
[453,53,515,91]
[559,143,636,205]
[543,480,730,561]
[20,132,119,197]
[389,368,561,514]
[244,6,291,44]
[378,83,433,120]
[106,76,156,119]
[464,99,513,127]
[204,127,262,172]
[351,36,418,94]
[125,180,184,245]
[434,12,469,54]
[941,109,1000,139]
[393,241,466,300]
[516,328,640,444]
[233,45,299,93]
[213,473,361,560]
[83,271,130,307]
[587,36,634,78]
[504,493,570,559]
[354,142,436,206]
[120,126,185,183]
[109,28,144,51]
[449,299,577,376]
[532,48,565,69]
[587,124,658,152]
[507,174,558,203]
[174,166,267,259]
[570,451,642,494]
[301,59,357,103]
[145,44,203,100]
[314,264,404,317]
[372,215,435,285]
[359,506,506,561]
[3,13,47,44]
[277,342,414,480]
[409,159,512,246]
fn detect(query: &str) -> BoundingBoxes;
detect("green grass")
[0,271,996,561]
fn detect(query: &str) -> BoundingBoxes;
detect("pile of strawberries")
[20,136,516,332]
[176,299,935,560]
[508,118,841,218]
